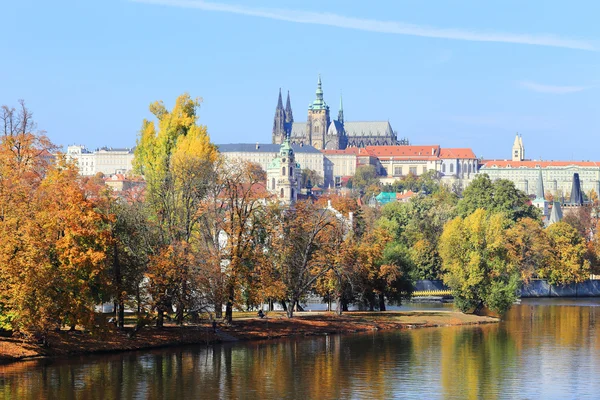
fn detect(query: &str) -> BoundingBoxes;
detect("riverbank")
[0,310,498,364]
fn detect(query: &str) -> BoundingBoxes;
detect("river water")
[1,299,599,399]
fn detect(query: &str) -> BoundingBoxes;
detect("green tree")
[457,174,540,222]
[352,165,379,190]
[300,168,323,188]
[439,209,519,315]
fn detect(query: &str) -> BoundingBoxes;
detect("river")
[1,298,599,399]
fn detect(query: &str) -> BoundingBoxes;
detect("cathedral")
[272,76,404,150]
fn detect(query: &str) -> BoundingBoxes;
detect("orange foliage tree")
[0,102,110,337]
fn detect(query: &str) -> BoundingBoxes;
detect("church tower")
[306,75,331,150]
[284,91,294,136]
[512,133,524,161]
[272,89,286,144]
[267,135,300,205]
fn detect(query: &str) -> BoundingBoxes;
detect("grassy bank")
[0,310,498,364]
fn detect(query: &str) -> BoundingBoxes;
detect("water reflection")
[1,300,599,399]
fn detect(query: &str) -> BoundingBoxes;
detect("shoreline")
[0,310,498,365]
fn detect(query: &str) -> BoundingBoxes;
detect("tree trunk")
[342,298,349,312]
[225,284,234,323]
[268,299,274,312]
[114,242,124,329]
[280,300,287,312]
[214,301,222,319]
[336,294,343,316]
[118,298,125,329]
[176,301,184,325]
[286,299,295,318]
[378,293,386,311]
[156,307,164,328]
[136,285,141,316]
[295,301,304,312]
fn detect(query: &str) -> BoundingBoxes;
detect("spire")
[272,88,286,144]
[309,74,328,110]
[338,92,344,124]
[285,90,293,124]
[316,74,323,100]
[548,201,563,225]
[277,88,283,109]
[512,133,520,147]
[535,168,545,200]
[569,173,584,205]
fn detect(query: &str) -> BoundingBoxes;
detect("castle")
[272,76,403,150]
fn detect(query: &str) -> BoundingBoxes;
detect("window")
[442,164,446,173]
[271,178,275,189]
[394,166,403,176]
[282,167,285,175]
[280,188,284,198]
[422,166,427,174]
[409,167,417,175]
[450,164,454,173]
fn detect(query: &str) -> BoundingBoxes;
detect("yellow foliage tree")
[439,209,519,314]
[541,221,591,285]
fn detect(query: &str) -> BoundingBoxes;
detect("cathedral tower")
[306,75,331,150]
[272,89,286,144]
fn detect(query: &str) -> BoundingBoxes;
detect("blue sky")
[2,0,599,160]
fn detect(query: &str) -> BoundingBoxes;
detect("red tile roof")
[482,160,600,168]
[365,145,440,159]
[321,147,370,156]
[439,148,477,159]
[396,190,417,200]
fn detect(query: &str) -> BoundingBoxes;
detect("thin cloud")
[520,81,589,94]
[131,0,597,51]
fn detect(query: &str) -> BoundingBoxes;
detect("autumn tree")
[0,102,110,337]
[354,228,412,311]
[504,218,552,283]
[541,222,591,285]
[440,210,519,315]
[268,200,341,318]
[213,160,271,323]
[1,159,110,336]
[134,93,219,326]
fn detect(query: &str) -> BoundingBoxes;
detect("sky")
[2,0,599,160]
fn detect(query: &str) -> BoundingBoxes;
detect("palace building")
[479,134,600,198]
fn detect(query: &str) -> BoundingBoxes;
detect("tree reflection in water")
[1,300,599,399]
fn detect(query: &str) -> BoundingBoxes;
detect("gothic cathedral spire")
[272,88,286,144]
[338,93,344,124]
[285,91,294,139]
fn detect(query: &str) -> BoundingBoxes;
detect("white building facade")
[479,161,600,198]
[66,145,135,176]
[217,143,324,182]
